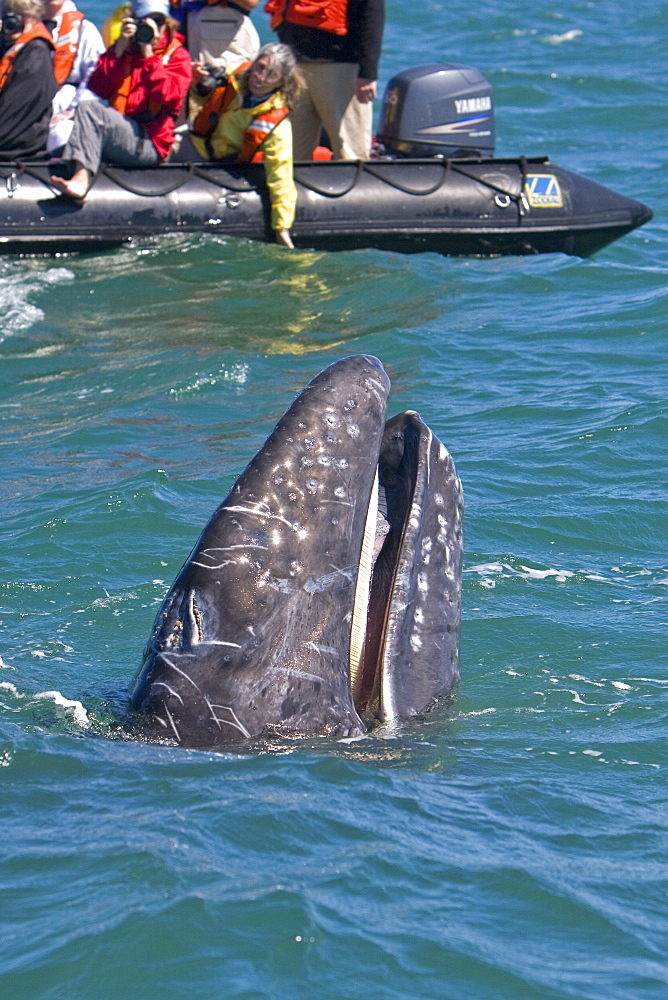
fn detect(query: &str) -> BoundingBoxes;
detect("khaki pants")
[291,61,372,161]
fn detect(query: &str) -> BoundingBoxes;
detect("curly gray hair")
[239,43,305,112]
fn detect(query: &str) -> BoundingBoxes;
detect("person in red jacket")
[50,0,191,201]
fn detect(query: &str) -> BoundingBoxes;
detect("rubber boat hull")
[0,155,652,257]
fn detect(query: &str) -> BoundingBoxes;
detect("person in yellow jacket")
[191,42,302,248]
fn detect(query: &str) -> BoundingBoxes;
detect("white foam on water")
[467,561,666,589]
[468,561,576,585]
[168,363,250,397]
[41,267,74,285]
[1,678,90,732]
[0,266,74,339]
[519,565,574,582]
[32,690,90,729]
[544,29,583,44]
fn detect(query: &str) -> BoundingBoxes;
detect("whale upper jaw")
[129,355,463,748]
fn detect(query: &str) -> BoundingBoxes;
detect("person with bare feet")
[50,0,191,202]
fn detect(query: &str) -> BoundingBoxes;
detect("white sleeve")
[70,19,106,99]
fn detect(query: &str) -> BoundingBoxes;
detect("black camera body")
[196,63,229,97]
[1,9,26,36]
[133,16,157,45]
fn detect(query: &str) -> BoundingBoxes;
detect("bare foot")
[50,169,90,203]
[275,228,294,249]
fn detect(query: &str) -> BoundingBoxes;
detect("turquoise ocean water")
[1,2,666,997]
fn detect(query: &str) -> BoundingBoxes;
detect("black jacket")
[276,0,384,81]
[0,37,57,159]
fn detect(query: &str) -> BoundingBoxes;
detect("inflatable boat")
[0,64,652,258]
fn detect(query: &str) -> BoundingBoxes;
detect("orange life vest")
[264,0,348,37]
[238,105,290,162]
[51,9,85,86]
[192,65,290,162]
[192,62,248,138]
[109,32,181,117]
[0,21,54,95]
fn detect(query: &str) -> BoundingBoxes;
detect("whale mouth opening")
[349,471,396,718]
[349,469,383,705]
[347,412,425,724]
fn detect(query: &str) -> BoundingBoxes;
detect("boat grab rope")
[101,162,195,196]
[2,156,539,208]
[292,160,364,197]
[292,159,527,203]
[190,165,259,192]
[449,162,523,202]
[102,163,262,195]
[1,163,62,193]
[362,160,449,196]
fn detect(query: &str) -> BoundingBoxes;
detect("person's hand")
[50,110,74,125]
[115,16,136,56]
[191,61,206,84]
[355,78,377,104]
[275,228,294,249]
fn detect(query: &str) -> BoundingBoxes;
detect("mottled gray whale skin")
[372,410,463,722]
[130,355,463,747]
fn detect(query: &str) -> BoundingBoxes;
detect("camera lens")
[135,19,155,44]
[2,10,25,34]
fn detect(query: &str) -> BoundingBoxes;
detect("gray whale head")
[129,355,463,747]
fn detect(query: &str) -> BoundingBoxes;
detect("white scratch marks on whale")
[200,640,243,648]
[151,681,184,705]
[222,505,302,532]
[205,698,251,737]
[304,565,355,594]
[159,654,201,692]
[163,705,181,742]
[305,643,339,656]
[192,543,269,570]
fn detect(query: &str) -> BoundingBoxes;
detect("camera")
[133,16,157,45]
[1,9,25,36]
[196,63,229,97]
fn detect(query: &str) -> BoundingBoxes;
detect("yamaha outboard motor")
[378,63,495,158]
